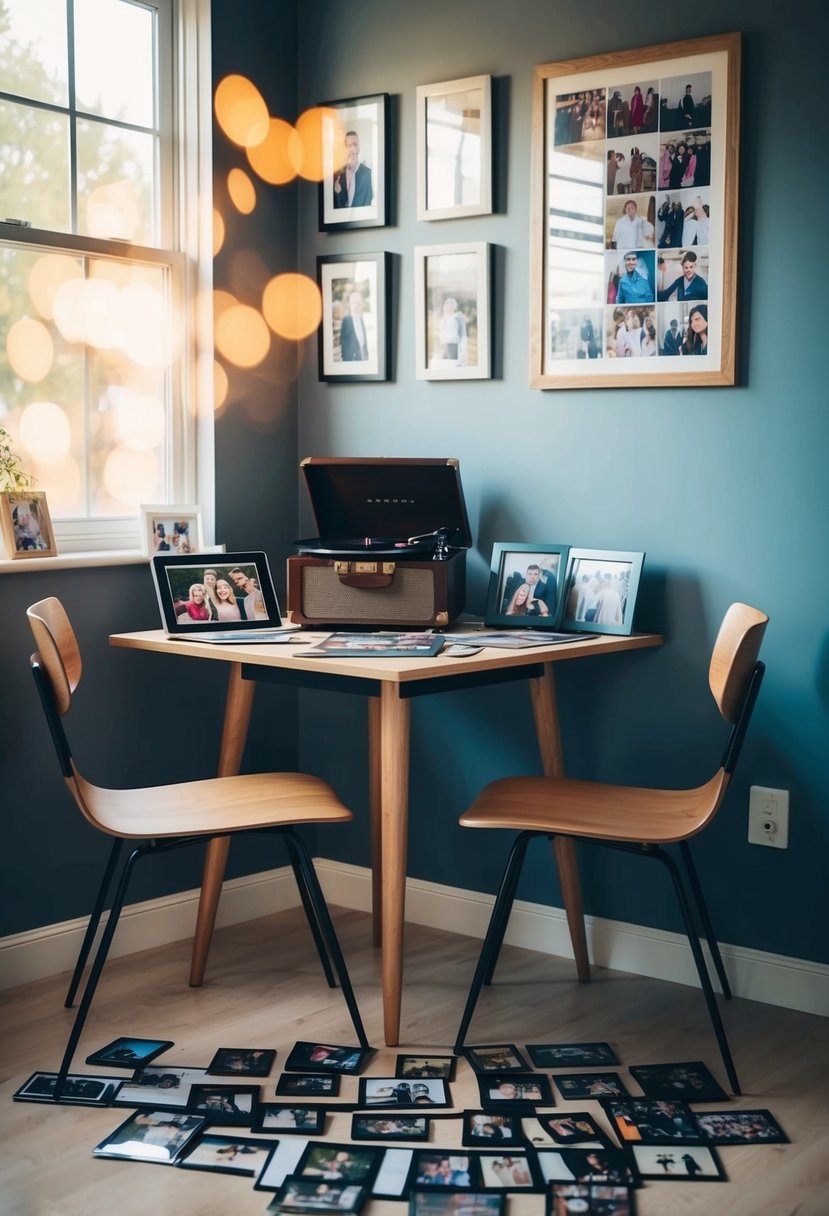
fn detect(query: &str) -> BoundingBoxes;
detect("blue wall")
[293,0,829,964]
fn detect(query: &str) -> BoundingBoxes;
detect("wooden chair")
[27,596,369,1097]
[453,603,768,1094]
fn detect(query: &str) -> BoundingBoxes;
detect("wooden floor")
[1,905,828,1215]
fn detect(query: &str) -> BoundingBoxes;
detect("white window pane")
[74,0,155,127]
[0,99,71,231]
[77,120,156,244]
[0,0,68,107]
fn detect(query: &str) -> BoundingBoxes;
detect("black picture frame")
[92,1109,205,1165]
[463,1045,531,1075]
[476,1150,544,1191]
[525,1043,619,1068]
[560,548,645,636]
[275,1072,341,1098]
[484,542,570,629]
[208,1048,276,1078]
[405,1151,477,1191]
[253,1104,327,1135]
[113,1064,209,1110]
[358,1077,451,1110]
[318,252,391,382]
[602,1097,704,1145]
[628,1061,728,1102]
[552,1072,630,1101]
[535,1147,639,1188]
[693,1108,789,1145]
[536,1112,615,1148]
[546,1182,634,1215]
[176,1132,276,1177]
[318,92,389,231]
[267,1174,370,1214]
[186,1083,259,1126]
[409,1191,505,1216]
[85,1036,174,1069]
[284,1041,375,1076]
[461,1111,524,1148]
[478,1073,554,1109]
[395,1055,457,1081]
[13,1070,122,1106]
[151,550,283,635]
[296,1141,383,1189]
[629,1142,726,1181]
[351,1114,430,1142]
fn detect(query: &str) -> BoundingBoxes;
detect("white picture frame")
[417,74,492,220]
[140,505,204,557]
[414,242,491,381]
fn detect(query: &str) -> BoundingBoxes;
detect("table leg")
[529,664,591,982]
[379,685,411,1046]
[189,664,256,987]
[368,697,382,947]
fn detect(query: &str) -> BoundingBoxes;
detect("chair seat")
[71,765,353,840]
[460,769,729,845]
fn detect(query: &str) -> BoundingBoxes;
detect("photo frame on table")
[485,543,570,629]
[416,74,492,220]
[140,504,203,557]
[414,242,490,380]
[151,551,283,636]
[560,548,644,636]
[318,252,390,381]
[319,93,388,231]
[529,32,740,388]
[0,489,57,558]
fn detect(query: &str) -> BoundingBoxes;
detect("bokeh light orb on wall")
[213,208,226,256]
[103,444,160,507]
[214,74,270,148]
[19,401,72,463]
[295,106,344,181]
[228,168,257,214]
[213,360,229,412]
[246,117,302,185]
[214,303,271,368]
[6,317,54,383]
[262,273,322,341]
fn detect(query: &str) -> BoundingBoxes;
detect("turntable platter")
[294,535,437,557]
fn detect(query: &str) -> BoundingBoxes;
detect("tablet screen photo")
[151,551,284,637]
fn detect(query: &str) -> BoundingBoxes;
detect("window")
[0,0,210,551]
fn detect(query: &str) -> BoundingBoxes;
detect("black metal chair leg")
[657,848,741,1095]
[65,839,124,1008]
[679,841,732,999]
[287,833,369,1048]
[54,844,146,1098]
[482,832,533,985]
[454,832,535,1054]
[283,835,337,989]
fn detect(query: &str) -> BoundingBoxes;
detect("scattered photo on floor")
[85,1036,174,1068]
[693,1108,789,1145]
[92,1109,205,1164]
[526,1043,619,1068]
[628,1061,728,1102]
[13,1070,122,1106]
[630,1142,726,1180]
[208,1047,276,1077]
[177,1132,275,1176]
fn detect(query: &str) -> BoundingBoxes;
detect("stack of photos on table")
[12,1035,790,1214]
[550,72,713,363]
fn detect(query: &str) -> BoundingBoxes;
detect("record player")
[287,457,472,628]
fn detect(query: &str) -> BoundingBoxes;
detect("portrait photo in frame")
[0,489,57,558]
[319,93,388,231]
[485,543,570,629]
[415,242,490,380]
[560,548,644,636]
[416,74,492,220]
[529,32,740,388]
[318,252,390,381]
[140,504,203,557]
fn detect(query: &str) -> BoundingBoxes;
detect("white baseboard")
[3,859,827,1018]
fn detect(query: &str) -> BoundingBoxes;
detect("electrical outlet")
[748,786,789,849]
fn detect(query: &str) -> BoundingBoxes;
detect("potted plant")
[0,423,34,491]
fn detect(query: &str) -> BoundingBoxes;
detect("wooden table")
[110,628,661,1045]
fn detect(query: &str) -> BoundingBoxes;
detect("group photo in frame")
[140,504,203,557]
[318,252,390,381]
[415,242,491,380]
[0,489,57,558]
[529,32,740,388]
[485,543,570,629]
[319,93,388,230]
[416,74,492,220]
[560,548,644,636]
[150,551,283,634]
[358,1077,451,1109]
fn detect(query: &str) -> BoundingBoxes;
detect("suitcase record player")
[288,457,472,628]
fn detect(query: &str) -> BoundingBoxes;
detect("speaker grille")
[302,566,436,622]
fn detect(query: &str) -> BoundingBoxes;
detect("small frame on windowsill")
[140,504,203,557]
[0,489,57,558]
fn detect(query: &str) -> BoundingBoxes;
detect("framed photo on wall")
[560,548,645,635]
[414,242,490,380]
[318,252,390,381]
[485,542,570,629]
[319,93,389,231]
[529,32,740,388]
[417,74,492,220]
[0,489,57,559]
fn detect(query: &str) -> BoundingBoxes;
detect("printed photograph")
[177,1133,274,1176]
[693,1109,789,1145]
[352,1115,430,1141]
[13,1070,122,1106]
[254,1104,327,1134]
[408,1152,475,1189]
[602,1098,702,1144]
[553,1073,629,1101]
[630,1143,726,1181]
[477,1153,538,1189]
[547,1183,633,1216]
[208,1048,276,1077]
[86,1037,174,1069]
[659,72,712,133]
[92,1109,205,1164]
[115,1065,209,1109]
[396,1055,457,1081]
[605,137,658,197]
[359,1077,450,1109]
[299,1143,382,1187]
[268,1177,367,1214]
[464,1045,531,1074]
[606,80,660,137]
[479,1074,553,1107]
[526,1043,619,1068]
[275,1072,341,1097]
[285,1042,374,1075]
[656,187,710,250]
[538,1113,612,1147]
[554,89,607,147]
[319,93,386,230]
[409,1193,504,1216]
[548,309,605,361]
[536,1148,638,1187]
[187,1084,259,1125]
[628,1061,728,1102]
[463,1112,521,1146]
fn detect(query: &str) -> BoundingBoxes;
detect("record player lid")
[299,457,472,549]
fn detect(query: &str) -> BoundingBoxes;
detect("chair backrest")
[27,596,82,717]
[709,602,768,723]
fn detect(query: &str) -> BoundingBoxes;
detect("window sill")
[0,549,150,574]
